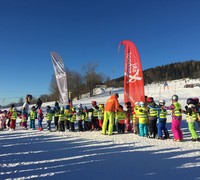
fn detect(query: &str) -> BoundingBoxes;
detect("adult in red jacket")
[102,93,122,135]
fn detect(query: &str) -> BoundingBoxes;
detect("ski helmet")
[193,98,199,105]
[186,98,195,105]
[66,105,70,110]
[114,93,119,98]
[72,106,76,111]
[31,106,35,110]
[139,101,145,107]
[91,101,97,106]
[125,101,131,107]
[77,103,82,108]
[147,97,154,103]
[188,104,195,108]
[172,95,178,102]
[99,103,104,108]
[55,101,59,107]
[134,101,139,106]
[11,104,15,108]
[46,106,51,110]
[119,105,123,110]
[158,100,165,106]
[3,110,7,114]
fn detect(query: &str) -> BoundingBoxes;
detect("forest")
[113,60,200,85]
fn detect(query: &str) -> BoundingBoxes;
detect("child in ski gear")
[64,105,71,131]
[0,110,7,130]
[3,110,8,129]
[53,101,60,131]
[36,98,42,110]
[37,109,44,131]
[163,95,183,142]
[115,105,126,134]
[83,106,90,131]
[125,101,133,133]
[10,107,18,131]
[185,102,199,141]
[21,107,28,129]
[70,106,77,132]
[89,101,100,130]
[147,97,158,138]
[132,102,140,134]
[98,103,104,129]
[158,100,169,139]
[29,106,37,130]
[45,106,53,131]
[102,93,123,135]
[58,107,65,132]
[76,103,84,131]
[150,100,169,139]
[192,97,200,130]
[7,104,15,128]
[137,101,148,137]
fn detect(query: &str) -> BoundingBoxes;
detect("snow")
[1,79,200,180]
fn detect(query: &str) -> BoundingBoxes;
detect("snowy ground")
[1,78,200,180]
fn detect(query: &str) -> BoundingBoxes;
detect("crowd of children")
[0,94,200,142]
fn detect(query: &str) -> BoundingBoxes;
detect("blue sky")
[0,0,200,105]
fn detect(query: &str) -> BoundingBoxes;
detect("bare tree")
[40,94,50,103]
[82,62,103,97]
[49,75,59,101]
[67,70,83,99]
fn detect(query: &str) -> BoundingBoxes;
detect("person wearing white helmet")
[76,103,84,132]
[162,95,183,142]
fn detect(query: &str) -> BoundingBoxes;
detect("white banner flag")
[50,51,69,104]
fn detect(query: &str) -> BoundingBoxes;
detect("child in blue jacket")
[149,100,169,139]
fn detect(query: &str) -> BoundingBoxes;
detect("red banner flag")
[119,40,145,106]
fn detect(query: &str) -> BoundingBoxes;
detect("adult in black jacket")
[36,98,43,110]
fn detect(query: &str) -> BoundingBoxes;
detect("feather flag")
[50,51,69,105]
[119,40,145,106]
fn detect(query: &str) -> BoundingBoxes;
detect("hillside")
[110,60,200,87]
